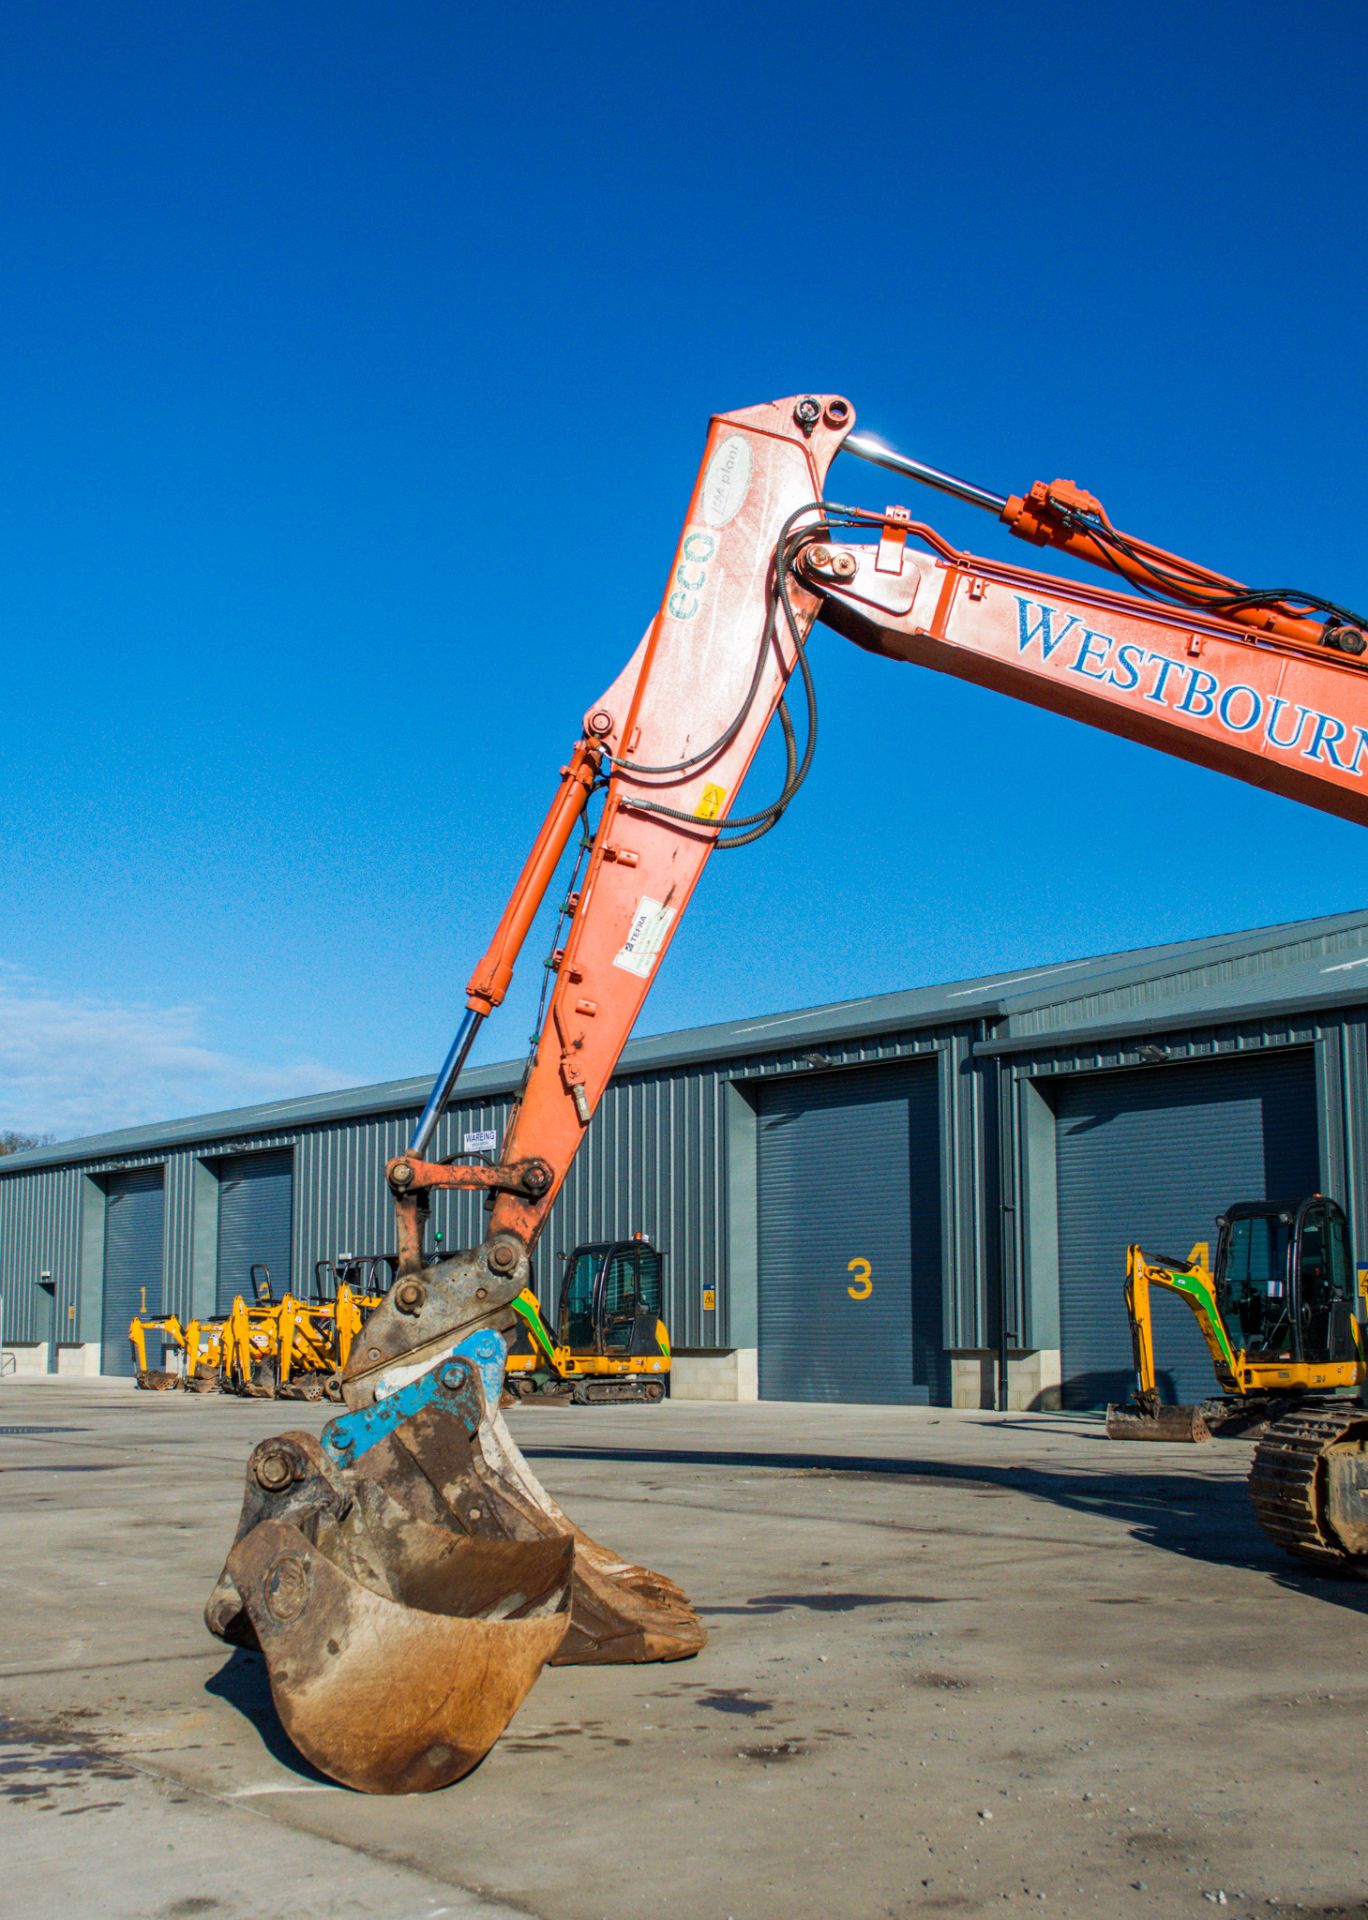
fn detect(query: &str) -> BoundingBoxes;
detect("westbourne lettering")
[1014,596,1368,774]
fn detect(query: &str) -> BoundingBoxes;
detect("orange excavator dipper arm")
[343,394,1368,1407]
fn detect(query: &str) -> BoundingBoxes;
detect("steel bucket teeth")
[226,1518,571,1793]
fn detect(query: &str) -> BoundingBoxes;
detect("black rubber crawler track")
[571,1378,661,1405]
[1248,1405,1368,1570]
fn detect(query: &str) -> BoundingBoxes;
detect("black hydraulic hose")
[608,501,831,782]
[624,505,832,845]
[1053,506,1368,638]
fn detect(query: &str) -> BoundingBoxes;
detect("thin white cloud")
[0,964,354,1141]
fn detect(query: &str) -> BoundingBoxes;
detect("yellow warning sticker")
[702,1288,716,1312]
[695,784,727,821]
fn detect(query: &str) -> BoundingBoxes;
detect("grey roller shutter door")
[102,1168,165,1376]
[757,1061,945,1405]
[216,1150,293,1313]
[1054,1051,1319,1411]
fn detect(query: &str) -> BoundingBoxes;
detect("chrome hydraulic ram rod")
[843,431,1008,516]
[409,1006,484,1158]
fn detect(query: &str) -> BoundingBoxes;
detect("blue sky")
[3,1,1365,1138]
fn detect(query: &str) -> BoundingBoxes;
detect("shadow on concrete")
[700,1589,959,1616]
[203,1647,335,1785]
[1054,1366,1188,1413]
[517,1438,1368,1614]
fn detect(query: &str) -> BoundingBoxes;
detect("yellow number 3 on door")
[846,1257,873,1300]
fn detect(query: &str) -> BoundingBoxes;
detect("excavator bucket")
[1105,1400,1212,1442]
[383,1377,706,1665]
[224,1517,572,1792]
[207,1328,705,1791]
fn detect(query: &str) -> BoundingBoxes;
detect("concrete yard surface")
[2,1383,1367,1920]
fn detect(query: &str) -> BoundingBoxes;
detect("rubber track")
[573,1379,655,1404]
[1247,1405,1367,1570]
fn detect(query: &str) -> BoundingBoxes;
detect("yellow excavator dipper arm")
[1114,1242,1233,1442]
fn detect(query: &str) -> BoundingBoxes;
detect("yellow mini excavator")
[504,1236,671,1403]
[132,1257,399,1399]
[128,1311,190,1390]
[1106,1196,1366,1442]
[129,1309,228,1389]
[221,1260,397,1400]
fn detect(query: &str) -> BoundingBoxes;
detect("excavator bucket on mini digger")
[206,1245,706,1794]
[1104,1397,1212,1442]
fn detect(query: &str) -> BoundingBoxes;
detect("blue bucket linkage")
[320,1329,507,1470]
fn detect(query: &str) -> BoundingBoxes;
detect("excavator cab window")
[1219,1211,1294,1356]
[637,1246,662,1321]
[1295,1198,1357,1365]
[599,1242,663,1356]
[560,1247,601,1349]
[600,1249,640,1353]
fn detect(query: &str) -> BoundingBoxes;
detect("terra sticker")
[613,896,677,977]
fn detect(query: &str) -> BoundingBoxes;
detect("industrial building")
[3,908,1366,1410]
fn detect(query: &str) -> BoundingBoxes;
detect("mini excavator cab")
[1217,1197,1357,1368]
[1215,1204,1297,1356]
[557,1238,665,1359]
[559,1245,599,1350]
[1296,1197,1359,1366]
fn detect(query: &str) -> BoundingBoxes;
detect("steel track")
[1247,1404,1368,1570]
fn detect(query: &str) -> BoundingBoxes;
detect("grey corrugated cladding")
[0,1164,82,1350]
[0,1072,732,1349]
[4,908,1368,1359]
[986,912,1368,1048]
